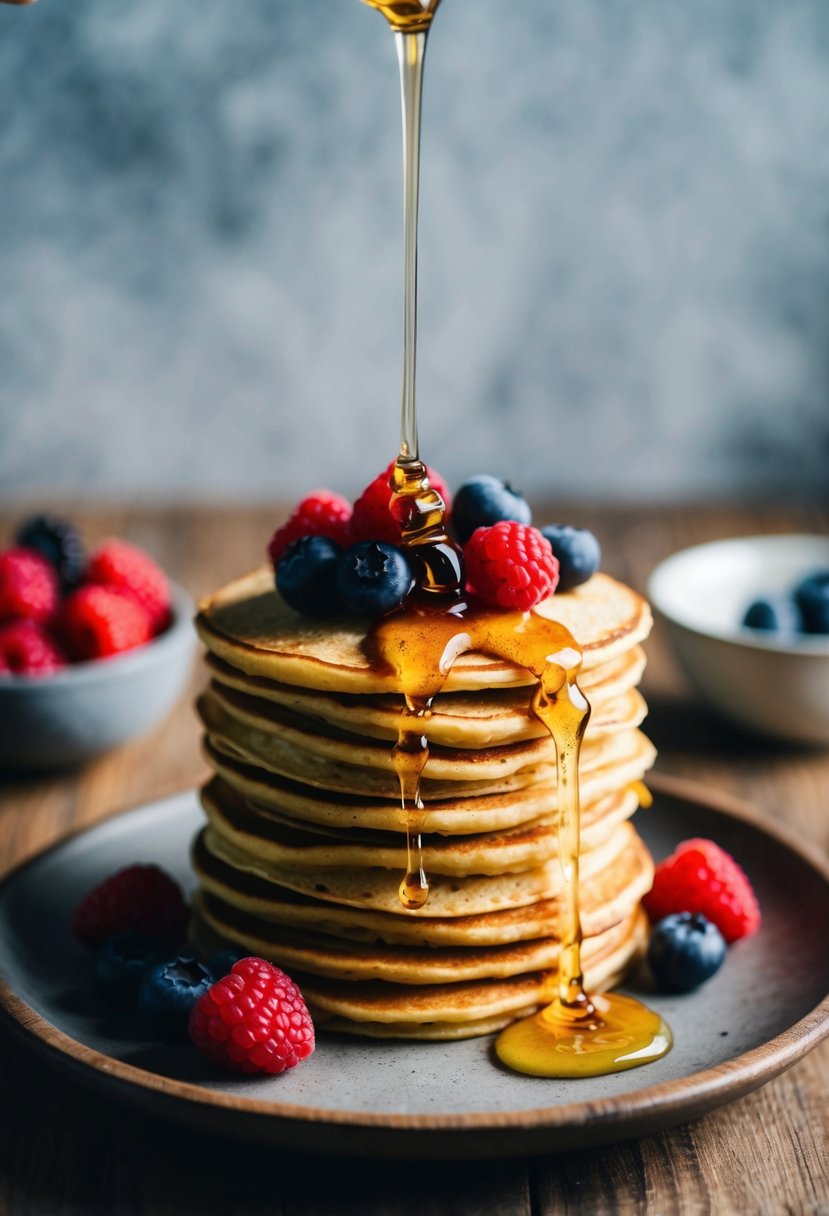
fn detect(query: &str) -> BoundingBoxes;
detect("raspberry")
[61,585,153,660]
[267,491,353,566]
[15,514,86,589]
[0,548,59,625]
[72,863,189,948]
[85,539,171,632]
[349,461,452,545]
[643,838,761,944]
[188,956,315,1074]
[0,620,67,676]
[464,522,559,611]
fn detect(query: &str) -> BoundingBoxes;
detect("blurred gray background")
[1,0,828,504]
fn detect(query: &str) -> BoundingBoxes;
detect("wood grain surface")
[0,503,827,1216]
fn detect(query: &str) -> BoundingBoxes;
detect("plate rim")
[1,771,828,1140]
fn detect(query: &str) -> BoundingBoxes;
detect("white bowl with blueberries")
[648,534,829,745]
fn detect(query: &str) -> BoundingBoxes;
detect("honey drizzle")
[395,27,425,465]
[372,596,672,1078]
[382,0,463,599]
[372,602,591,955]
[530,649,593,1014]
[394,695,433,909]
[365,0,671,1077]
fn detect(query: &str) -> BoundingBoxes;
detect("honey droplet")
[399,868,430,910]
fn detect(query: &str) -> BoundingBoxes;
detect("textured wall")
[1,0,828,502]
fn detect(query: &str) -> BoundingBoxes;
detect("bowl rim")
[647,533,829,658]
[0,580,195,690]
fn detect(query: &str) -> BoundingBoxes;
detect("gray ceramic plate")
[0,772,827,1159]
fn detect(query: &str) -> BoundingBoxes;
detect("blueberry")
[540,525,601,592]
[209,948,247,979]
[16,514,86,589]
[741,596,802,634]
[452,476,532,544]
[648,912,727,993]
[336,541,414,616]
[276,536,342,617]
[138,954,214,1041]
[794,569,829,634]
[94,933,165,1010]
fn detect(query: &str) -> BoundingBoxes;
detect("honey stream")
[365,0,671,1077]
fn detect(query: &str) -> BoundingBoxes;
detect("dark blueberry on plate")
[15,514,86,589]
[276,535,342,617]
[209,948,247,980]
[540,524,601,592]
[741,596,802,635]
[336,541,414,616]
[794,569,829,634]
[94,932,164,1010]
[138,954,214,1041]
[452,476,532,544]
[648,912,727,993]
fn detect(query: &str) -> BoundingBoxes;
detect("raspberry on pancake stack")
[189,563,657,1040]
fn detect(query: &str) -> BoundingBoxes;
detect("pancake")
[199,776,643,875]
[298,911,646,1024]
[199,688,655,799]
[198,773,636,860]
[192,827,653,945]
[196,567,652,693]
[204,645,647,747]
[203,678,647,765]
[190,889,643,984]
[189,902,649,1040]
[199,680,646,780]
[203,738,653,836]
[200,817,639,918]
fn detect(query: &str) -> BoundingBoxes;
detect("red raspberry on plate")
[267,490,353,566]
[465,521,559,611]
[0,548,59,625]
[189,956,315,1074]
[61,585,154,661]
[349,461,452,545]
[0,620,67,676]
[643,837,761,943]
[85,539,171,632]
[72,863,189,948]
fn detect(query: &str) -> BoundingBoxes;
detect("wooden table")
[1,503,827,1215]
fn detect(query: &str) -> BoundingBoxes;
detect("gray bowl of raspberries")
[0,516,195,770]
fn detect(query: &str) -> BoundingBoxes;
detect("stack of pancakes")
[191,567,656,1040]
